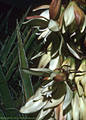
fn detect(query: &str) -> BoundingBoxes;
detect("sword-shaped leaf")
[22,68,53,77]
[17,21,33,99]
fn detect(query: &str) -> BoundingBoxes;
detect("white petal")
[20,96,47,114]
[33,5,49,12]
[48,20,59,32]
[67,43,81,60]
[33,87,43,101]
[44,95,64,110]
[72,92,80,120]
[38,52,51,68]
[42,81,54,88]
[40,10,50,20]
[36,108,52,120]
[31,52,44,60]
[81,15,86,33]
[64,4,75,27]
[38,28,50,39]
[79,97,86,120]
[63,83,73,111]
[49,56,59,70]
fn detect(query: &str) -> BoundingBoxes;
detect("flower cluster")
[20,0,86,119]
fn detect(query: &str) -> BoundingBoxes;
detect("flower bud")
[49,0,61,20]
[63,1,85,33]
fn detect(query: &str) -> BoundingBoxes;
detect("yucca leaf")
[4,26,30,70]
[0,30,17,64]
[27,38,44,60]
[0,66,18,117]
[6,29,37,81]
[6,56,18,81]
[23,19,48,29]
[0,7,13,33]
[17,21,33,99]
[22,68,52,77]
[0,7,31,65]
[0,36,9,57]
[0,65,13,108]
[0,110,5,117]
[25,29,38,52]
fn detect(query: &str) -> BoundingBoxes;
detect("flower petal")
[33,5,49,12]
[48,19,60,31]
[44,82,66,109]
[49,0,61,19]
[79,97,86,120]
[26,15,47,20]
[63,83,73,111]
[49,56,60,70]
[72,92,80,120]
[67,43,81,60]
[36,108,52,120]
[20,96,47,113]
[40,10,50,20]
[44,95,64,110]
[64,3,75,27]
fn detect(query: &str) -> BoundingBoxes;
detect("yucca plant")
[18,0,86,120]
[0,6,42,119]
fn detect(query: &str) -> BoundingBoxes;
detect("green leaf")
[17,21,33,99]
[22,68,52,77]
[23,18,48,28]
[0,8,13,33]
[0,65,13,108]
[0,7,31,65]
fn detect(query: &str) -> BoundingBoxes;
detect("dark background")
[0,0,51,8]
[0,0,51,41]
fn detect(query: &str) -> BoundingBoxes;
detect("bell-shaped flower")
[72,92,86,120]
[63,1,86,34]
[75,59,86,96]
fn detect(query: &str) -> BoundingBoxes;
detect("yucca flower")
[19,0,86,119]
[24,0,62,43]
[24,0,86,40]
[75,59,86,96]
[23,0,86,68]
[20,57,75,119]
[72,91,86,120]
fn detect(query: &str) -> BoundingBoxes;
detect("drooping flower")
[20,57,75,119]
[19,0,86,119]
